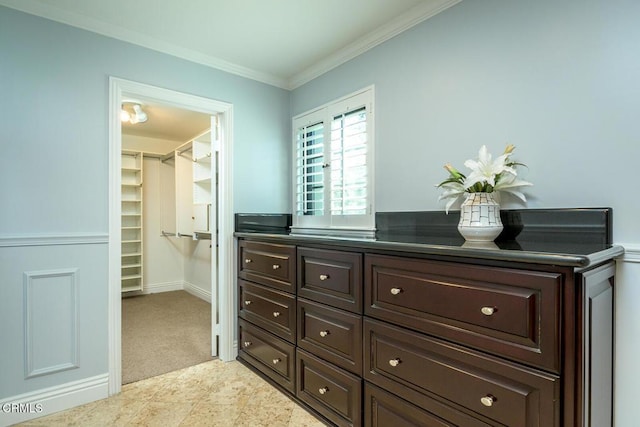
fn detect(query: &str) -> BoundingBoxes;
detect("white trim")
[616,243,640,263]
[0,233,108,247]
[217,107,236,362]
[108,77,236,398]
[138,281,185,295]
[23,269,80,379]
[0,374,108,427]
[288,0,462,89]
[0,0,287,89]
[292,86,375,234]
[121,281,212,302]
[184,281,212,303]
[0,0,460,90]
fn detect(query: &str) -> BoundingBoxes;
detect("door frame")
[108,77,236,395]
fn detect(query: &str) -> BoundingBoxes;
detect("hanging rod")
[161,231,176,237]
[177,233,193,238]
[160,152,175,163]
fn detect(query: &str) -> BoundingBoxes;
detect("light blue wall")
[0,6,291,237]
[0,5,290,403]
[291,1,640,425]
[292,0,640,244]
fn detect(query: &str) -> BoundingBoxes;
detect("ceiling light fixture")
[121,103,148,124]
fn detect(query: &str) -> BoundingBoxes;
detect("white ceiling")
[0,0,460,89]
[1,0,460,141]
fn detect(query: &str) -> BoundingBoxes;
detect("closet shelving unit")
[121,151,144,293]
[192,131,212,240]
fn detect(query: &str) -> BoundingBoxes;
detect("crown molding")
[0,0,289,89]
[1,0,461,90]
[287,0,462,90]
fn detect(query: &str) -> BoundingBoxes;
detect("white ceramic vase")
[457,192,504,242]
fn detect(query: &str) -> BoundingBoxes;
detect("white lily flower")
[436,144,533,213]
[463,145,516,190]
[436,182,465,213]
[493,172,533,202]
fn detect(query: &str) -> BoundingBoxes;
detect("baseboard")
[123,281,211,303]
[0,374,108,427]
[139,280,184,295]
[184,281,212,303]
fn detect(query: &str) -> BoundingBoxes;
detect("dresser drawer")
[296,348,362,427]
[298,247,363,313]
[365,382,491,427]
[365,319,560,427]
[365,254,562,371]
[297,298,363,375]
[238,318,295,393]
[239,279,296,343]
[239,241,296,292]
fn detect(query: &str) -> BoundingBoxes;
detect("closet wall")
[123,134,212,301]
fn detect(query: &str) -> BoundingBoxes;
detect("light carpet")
[122,290,213,384]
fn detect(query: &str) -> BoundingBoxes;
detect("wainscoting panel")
[23,269,79,378]
[614,244,640,427]
[0,237,108,409]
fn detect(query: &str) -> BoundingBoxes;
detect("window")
[292,87,374,238]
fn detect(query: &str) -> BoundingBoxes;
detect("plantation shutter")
[292,86,374,237]
[330,106,368,216]
[295,120,325,216]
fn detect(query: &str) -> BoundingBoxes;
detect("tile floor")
[17,360,327,427]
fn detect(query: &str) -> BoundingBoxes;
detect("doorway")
[108,78,236,395]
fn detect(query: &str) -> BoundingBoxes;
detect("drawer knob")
[390,287,403,295]
[244,258,252,264]
[243,341,252,347]
[272,264,281,270]
[319,274,329,281]
[272,311,281,317]
[388,358,401,367]
[244,300,252,306]
[480,395,496,407]
[272,358,281,365]
[481,306,496,316]
[319,330,329,338]
[318,387,329,395]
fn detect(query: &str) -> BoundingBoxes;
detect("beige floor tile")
[289,405,329,427]
[128,401,194,426]
[15,360,327,427]
[178,402,243,427]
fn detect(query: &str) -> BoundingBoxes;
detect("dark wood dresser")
[235,209,622,427]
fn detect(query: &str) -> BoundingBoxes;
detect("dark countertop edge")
[234,232,625,268]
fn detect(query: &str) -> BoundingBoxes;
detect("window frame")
[291,86,375,238]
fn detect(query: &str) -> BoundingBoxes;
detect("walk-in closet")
[120,101,219,383]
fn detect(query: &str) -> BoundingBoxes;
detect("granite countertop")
[234,209,625,269]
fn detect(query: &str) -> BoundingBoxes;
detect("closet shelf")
[122,252,142,257]
[122,263,142,268]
